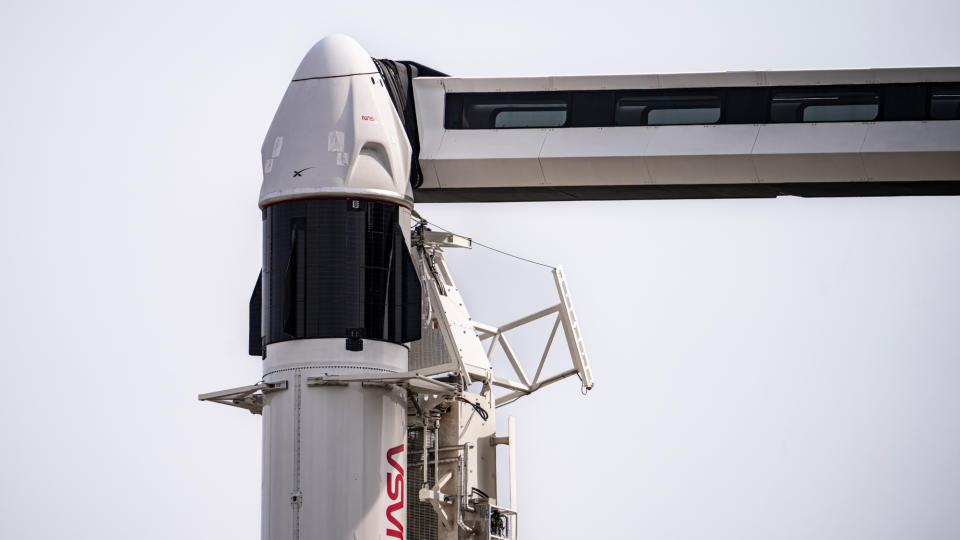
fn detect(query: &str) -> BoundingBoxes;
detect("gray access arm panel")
[411,68,960,202]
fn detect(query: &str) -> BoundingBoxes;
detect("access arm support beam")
[410,69,960,202]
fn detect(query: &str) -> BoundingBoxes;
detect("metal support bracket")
[307,371,458,395]
[416,229,473,249]
[197,380,288,415]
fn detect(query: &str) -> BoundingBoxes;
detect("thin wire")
[418,218,555,269]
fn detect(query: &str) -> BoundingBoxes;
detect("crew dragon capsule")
[256,35,420,539]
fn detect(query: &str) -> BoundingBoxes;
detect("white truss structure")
[413,225,594,407]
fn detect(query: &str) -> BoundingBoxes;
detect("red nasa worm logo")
[362,115,376,122]
[386,444,404,539]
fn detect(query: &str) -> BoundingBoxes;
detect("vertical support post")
[509,415,518,534]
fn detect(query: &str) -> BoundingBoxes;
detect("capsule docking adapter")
[259,33,413,208]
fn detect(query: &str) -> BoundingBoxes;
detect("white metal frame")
[415,226,594,407]
[473,266,594,406]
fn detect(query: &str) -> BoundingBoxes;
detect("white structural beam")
[411,68,960,202]
[428,67,960,94]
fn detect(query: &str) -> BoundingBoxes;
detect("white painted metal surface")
[261,340,408,540]
[412,70,960,196]
[260,34,413,208]
[428,67,960,94]
[507,416,517,536]
[419,239,492,382]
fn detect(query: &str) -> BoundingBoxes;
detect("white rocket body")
[261,342,408,540]
[257,35,416,540]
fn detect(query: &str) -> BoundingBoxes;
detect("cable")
[456,397,489,421]
[418,218,555,270]
[577,372,590,395]
[471,487,490,500]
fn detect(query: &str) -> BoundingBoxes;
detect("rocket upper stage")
[259,35,413,208]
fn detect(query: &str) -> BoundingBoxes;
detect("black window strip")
[444,83,956,129]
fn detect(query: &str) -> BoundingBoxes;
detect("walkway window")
[771,90,879,123]
[493,104,567,128]
[458,93,568,129]
[616,95,721,126]
[930,87,960,120]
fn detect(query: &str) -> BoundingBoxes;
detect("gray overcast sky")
[1,1,958,539]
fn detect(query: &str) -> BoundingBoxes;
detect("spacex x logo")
[292,167,314,178]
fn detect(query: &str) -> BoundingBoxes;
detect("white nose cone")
[259,35,413,207]
[293,34,378,80]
